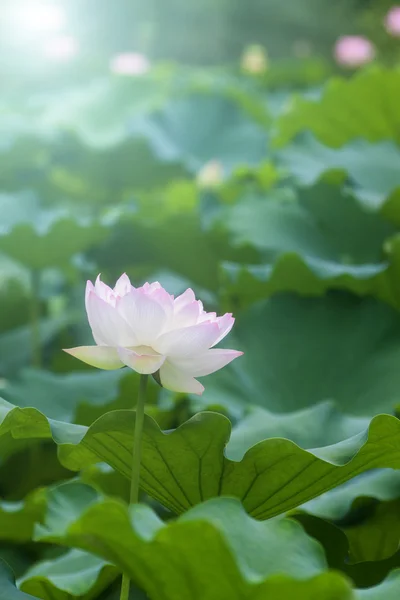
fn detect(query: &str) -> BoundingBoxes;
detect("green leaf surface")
[4,400,400,518]
[0,489,46,542]
[131,93,268,173]
[0,315,73,377]
[228,293,400,415]
[0,193,106,269]
[36,485,355,600]
[19,549,117,600]
[277,135,400,211]
[301,470,400,521]
[2,369,125,424]
[274,67,400,147]
[218,183,398,307]
[357,570,400,599]
[0,560,37,599]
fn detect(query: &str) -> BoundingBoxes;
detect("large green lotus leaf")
[18,549,117,600]
[221,259,388,310]
[131,93,268,173]
[35,484,354,600]
[227,401,369,461]
[218,184,398,307]
[4,400,400,518]
[0,560,37,599]
[274,67,400,147]
[0,193,107,269]
[226,292,400,415]
[277,135,400,211]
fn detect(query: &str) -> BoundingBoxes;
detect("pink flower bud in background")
[197,160,224,189]
[64,275,243,395]
[43,35,79,61]
[385,6,400,36]
[334,36,375,68]
[241,45,268,74]
[110,52,150,76]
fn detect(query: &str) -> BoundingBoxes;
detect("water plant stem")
[120,373,149,600]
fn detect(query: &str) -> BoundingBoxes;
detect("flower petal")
[172,300,201,329]
[117,346,165,375]
[174,288,195,312]
[172,348,243,377]
[155,322,220,357]
[87,292,138,346]
[117,289,168,346]
[63,346,123,370]
[113,273,132,297]
[94,275,115,304]
[159,361,204,395]
[213,313,235,346]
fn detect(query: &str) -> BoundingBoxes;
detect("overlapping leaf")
[274,67,400,147]
[207,292,400,415]
[35,483,354,600]
[3,399,400,518]
[0,193,107,269]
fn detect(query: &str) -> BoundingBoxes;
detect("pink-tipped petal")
[141,281,162,294]
[174,288,196,312]
[113,273,132,297]
[155,322,220,357]
[94,274,115,304]
[87,292,138,347]
[63,346,123,370]
[85,280,95,313]
[117,347,165,374]
[213,313,235,346]
[172,300,201,329]
[116,289,168,346]
[159,361,204,395]
[151,287,174,319]
[172,348,243,377]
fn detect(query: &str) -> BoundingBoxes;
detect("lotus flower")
[64,275,243,395]
[385,6,400,37]
[334,36,375,68]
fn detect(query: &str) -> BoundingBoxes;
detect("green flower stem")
[30,269,42,368]
[120,373,149,600]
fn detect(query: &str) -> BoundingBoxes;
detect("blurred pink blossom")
[110,53,150,76]
[385,6,400,36]
[334,36,375,68]
[43,35,79,61]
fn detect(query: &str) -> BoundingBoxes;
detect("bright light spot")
[240,45,268,75]
[197,160,224,189]
[14,2,65,33]
[110,53,150,76]
[43,35,78,61]
[334,36,375,68]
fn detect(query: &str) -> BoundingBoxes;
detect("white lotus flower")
[64,274,243,395]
